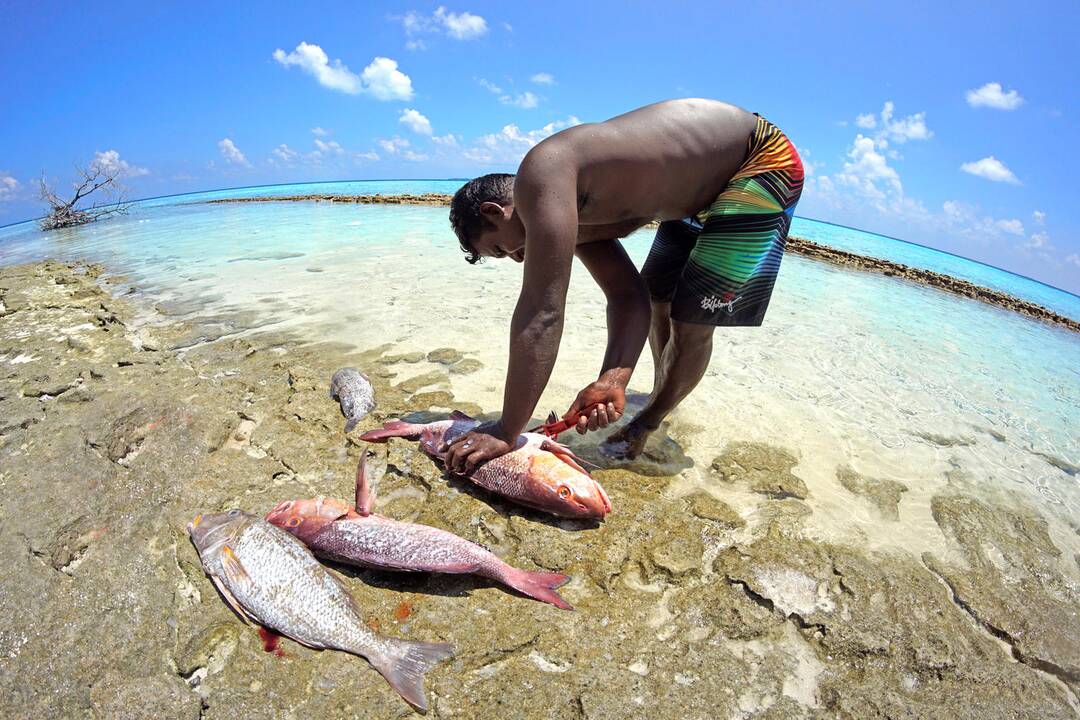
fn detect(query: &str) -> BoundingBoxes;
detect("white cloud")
[1026,231,1050,249]
[995,218,1025,236]
[465,116,581,164]
[500,91,539,109]
[399,108,433,135]
[313,139,345,156]
[377,137,411,155]
[357,151,380,162]
[434,7,488,39]
[966,82,1024,110]
[0,173,18,201]
[218,138,251,167]
[402,150,428,162]
[360,57,414,101]
[273,43,413,100]
[311,127,328,136]
[530,72,555,85]
[477,78,540,108]
[271,144,299,165]
[1066,254,1080,269]
[877,101,932,143]
[849,102,932,147]
[834,134,903,202]
[273,42,362,94]
[401,7,488,41]
[941,200,1025,241]
[91,149,149,177]
[960,156,1020,184]
[1032,210,1045,225]
[477,77,503,94]
[432,133,459,146]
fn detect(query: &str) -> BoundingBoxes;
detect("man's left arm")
[564,239,651,432]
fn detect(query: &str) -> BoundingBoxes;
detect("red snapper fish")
[359,411,611,520]
[265,451,573,609]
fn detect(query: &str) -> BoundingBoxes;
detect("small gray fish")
[187,509,453,713]
[330,367,376,432]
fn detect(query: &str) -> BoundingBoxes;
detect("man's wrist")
[598,367,632,389]
[493,418,521,443]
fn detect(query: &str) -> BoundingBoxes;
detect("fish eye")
[557,486,572,499]
[287,517,303,527]
[227,509,241,518]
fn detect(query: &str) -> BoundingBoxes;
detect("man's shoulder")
[516,138,579,192]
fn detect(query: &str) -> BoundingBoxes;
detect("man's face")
[469,202,525,262]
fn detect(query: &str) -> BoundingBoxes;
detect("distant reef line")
[203,193,1079,333]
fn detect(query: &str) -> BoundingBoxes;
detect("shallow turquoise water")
[1,182,1077,563]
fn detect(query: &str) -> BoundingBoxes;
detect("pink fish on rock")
[359,411,612,520]
[266,451,574,610]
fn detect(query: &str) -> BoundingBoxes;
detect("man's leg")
[648,300,672,391]
[607,319,712,458]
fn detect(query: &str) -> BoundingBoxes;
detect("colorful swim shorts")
[641,115,804,326]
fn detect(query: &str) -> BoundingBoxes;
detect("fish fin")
[369,637,455,714]
[540,439,592,477]
[359,420,421,442]
[355,448,375,516]
[344,417,358,434]
[220,545,253,587]
[546,410,559,425]
[450,410,474,422]
[209,574,254,624]
[497,567,573,611]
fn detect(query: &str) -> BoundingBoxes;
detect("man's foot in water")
[601,419,658,460]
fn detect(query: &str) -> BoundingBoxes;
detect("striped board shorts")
[641,114,804,326]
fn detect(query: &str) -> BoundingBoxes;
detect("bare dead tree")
[38,162,132,230]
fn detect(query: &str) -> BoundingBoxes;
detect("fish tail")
[344,417,358,433]
[370,638,455,713]
[497,567,573,611]
[359,420,422,442]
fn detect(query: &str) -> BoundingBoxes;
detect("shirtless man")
[443,98,803,471]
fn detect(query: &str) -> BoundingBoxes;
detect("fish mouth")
[187,514,203,533]
[594,481,612,515]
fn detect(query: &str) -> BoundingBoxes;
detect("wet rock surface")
[711,442,810,500]
[923,494,1080,698]
[836,465,908,521]
[0,260,1076,719]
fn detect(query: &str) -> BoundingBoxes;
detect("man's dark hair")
[449,173,515,264]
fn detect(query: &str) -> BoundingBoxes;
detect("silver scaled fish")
[187,509,453,713]
[330,367,376,433]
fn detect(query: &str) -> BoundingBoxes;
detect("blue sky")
[2,1,1078,292]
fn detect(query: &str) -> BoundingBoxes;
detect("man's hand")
[441,421,516,474]
[564,377,626,434]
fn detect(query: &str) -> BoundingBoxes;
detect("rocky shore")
[1,260,1077,719]
[203,193,1078,335]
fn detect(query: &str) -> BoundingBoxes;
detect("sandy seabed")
[0,260,1078,719]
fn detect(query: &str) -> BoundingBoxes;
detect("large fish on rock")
[187,509,453,713]
[330,367,376,432]
[266,451,573,609]
[360,411,611,520]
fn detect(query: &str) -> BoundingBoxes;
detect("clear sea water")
[1,181,1077,568]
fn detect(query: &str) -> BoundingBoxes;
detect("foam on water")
[1,183,1077,570]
